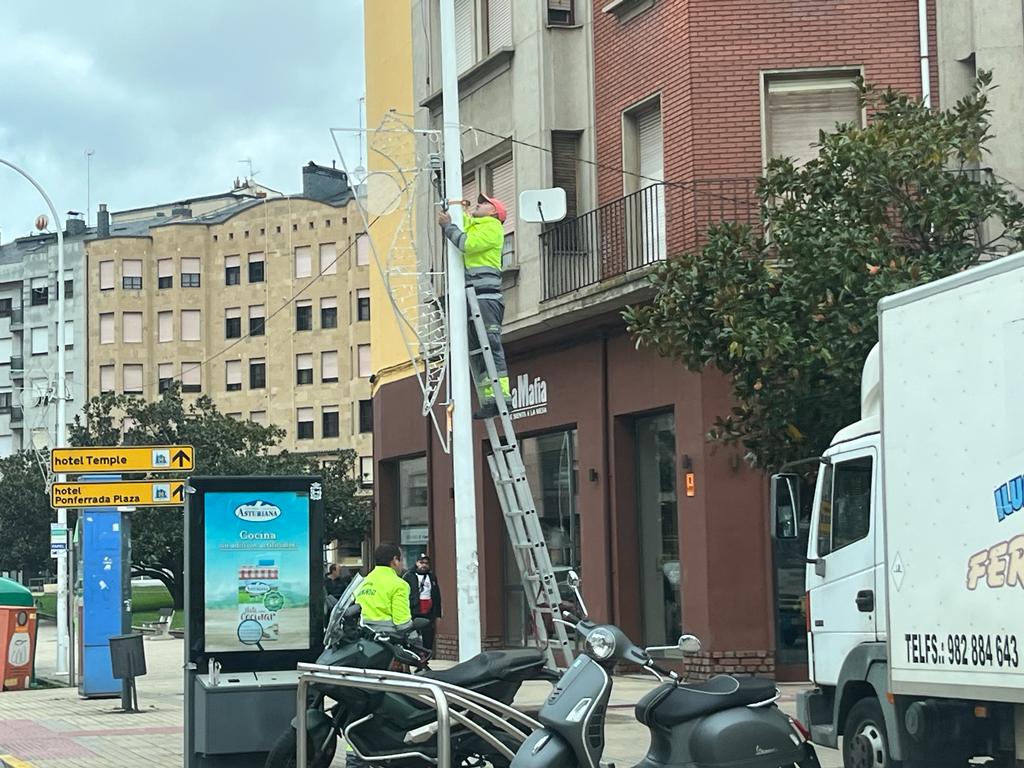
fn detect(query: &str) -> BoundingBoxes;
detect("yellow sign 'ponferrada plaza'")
[50,446,195,473]
[51,480,187,509]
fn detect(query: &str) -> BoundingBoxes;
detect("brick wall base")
[434,634,505,661]
[686,649,775,680]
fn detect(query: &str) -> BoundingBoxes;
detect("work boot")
[473,402,500,420]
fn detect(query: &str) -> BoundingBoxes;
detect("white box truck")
[771,253,1024,767]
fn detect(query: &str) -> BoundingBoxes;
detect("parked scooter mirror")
[566,570,589,619]
[679,634,702,655]
[566,570,580,589]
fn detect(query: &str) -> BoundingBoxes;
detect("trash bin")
[0,578,37,691]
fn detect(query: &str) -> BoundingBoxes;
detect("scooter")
[511,572,820,768]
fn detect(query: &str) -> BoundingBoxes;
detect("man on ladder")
[438,194,510,419]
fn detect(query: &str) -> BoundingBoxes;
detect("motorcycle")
[511,572,821,768]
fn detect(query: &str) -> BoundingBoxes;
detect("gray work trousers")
[468,294,508,404]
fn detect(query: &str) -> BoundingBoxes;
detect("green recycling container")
[0,577,33,607]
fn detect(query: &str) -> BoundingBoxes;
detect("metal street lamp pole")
[0,158,69,677]
[439,0,482,660]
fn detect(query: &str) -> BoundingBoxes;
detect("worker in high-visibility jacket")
[354,543,412,633]
[438,193,510,419]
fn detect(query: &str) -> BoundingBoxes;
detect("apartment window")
[0,298,11,317]
[355,234,370,266]
[764,71,862,168]
[359,456,374,487]
[158,363,173,393]
[123,312,143,343]
[321,350,339,383]
[158,259,173,289]
[64,270,74,299]
[322,405,340,438]
[225,307,242,339]
[249,305,266,336]
[227,412,243,420]
[250,358,267,389]
[623,98,666,263]
[123,364,144,395]
[181,309,201,341]
[31,326,48,355]
[295,245,312,278]
[226,360,242,391]
[487,0,512,52]
[358,399,373,433]
[158,311,173,343]
[548,0,574,25]
[100,313,116,344]
[487,156,517,235]
[99,261,115,291]
[319,243,337,275]
[31,277,48,306]
[0,337,9,363]
[249,410,267,424]
[296,353,314,385]
[551,131,581,220]
[182,362,201,393]
[357,344,372,377]
[122,260,143,290]
[181,257,201,288]
[454,0,475,71]
[0,392,11,412]
[296,300,313,331]
[321,297,338,329]
[297,407,314,440]
[356,289,370,322]
[100,364,115,393]
[63,320,74,349]
[225,255,241,285]
[248,252,265,283]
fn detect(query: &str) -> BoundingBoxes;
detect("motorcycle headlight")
[586,628,616,660]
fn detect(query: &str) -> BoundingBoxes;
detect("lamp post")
[0,158,69,677]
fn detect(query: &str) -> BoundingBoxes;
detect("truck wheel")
[843,698,900,768]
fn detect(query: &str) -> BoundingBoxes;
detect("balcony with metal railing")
[539,179,759,301]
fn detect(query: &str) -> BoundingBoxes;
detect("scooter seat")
[636,676,778,728]
[422,649,547,688]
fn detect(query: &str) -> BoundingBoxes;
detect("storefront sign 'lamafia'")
[510,373,548,420]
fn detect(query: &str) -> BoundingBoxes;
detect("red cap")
[479,193,507,224]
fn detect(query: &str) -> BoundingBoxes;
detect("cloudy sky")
[0,0,364,241]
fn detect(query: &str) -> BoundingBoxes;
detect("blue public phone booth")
[76,507,131,698]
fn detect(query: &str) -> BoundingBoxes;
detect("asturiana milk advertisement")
[204,491,310,652]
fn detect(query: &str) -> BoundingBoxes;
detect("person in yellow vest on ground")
[354,543,412,633]
[438,194,511,420]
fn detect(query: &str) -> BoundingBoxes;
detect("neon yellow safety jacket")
[442,215,504,293]
[355,565,413,632]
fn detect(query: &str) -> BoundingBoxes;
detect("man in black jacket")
[404,553,441,652]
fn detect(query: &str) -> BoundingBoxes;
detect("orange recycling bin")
[0,606,37,691]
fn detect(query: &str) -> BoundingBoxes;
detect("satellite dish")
[518,188,567,224]
[35,214,49,231]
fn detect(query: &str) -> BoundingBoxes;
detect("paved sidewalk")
[1,623,841,767]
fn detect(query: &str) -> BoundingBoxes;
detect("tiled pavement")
[1,623,841,767]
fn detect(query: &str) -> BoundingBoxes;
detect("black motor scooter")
[512,572,820,768]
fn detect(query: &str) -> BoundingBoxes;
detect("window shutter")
[489,157,517,234]
[158,312,172,342]
[123,312,143,343]
[297,353,313,372]
[250,410,267,424]
[320,243,337,275]
[355,234,370,266]
[322,350,339,381]
[225,255,240,269]
[295,246,312,278]
[101,313,115,344]
[488,0,512,52]
[297,407,313,422]
[551,131,580,219]
[31,326,48,354]
[766,75,861,167]
[321,296,337,310]
[455,0,475,72]
[549,0,572,9]
[0,337,10,361]
[182,363,201,387]
[358,344,372,377]
[181,257,200,273]
[226,307,241,320]
[249,305,265,320]
[226,360,242,387]
[158,259,173,278]
[159,363,172,380]
[100,365,115,392]
[123,364,143,393]
[99,261,114,289]
[249,251,265,264]
[64,321,74,347]
[181,309,201,341]
[123,260,143,278]
[637,106,664,187]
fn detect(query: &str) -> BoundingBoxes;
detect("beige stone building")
[84,163,373,475]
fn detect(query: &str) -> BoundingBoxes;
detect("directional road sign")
[51,480,187,509]
[50,445,194,473]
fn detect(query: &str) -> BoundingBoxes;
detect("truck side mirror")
[770,473,800,540]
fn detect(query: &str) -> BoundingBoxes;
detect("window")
[321,350,338,383]
[156,310,172,343]
[181,309,201,341]
[100,364,115,393]
[248,252,265,283]
[123,312,143,343]
[182,362,201,393]
[359,456,374,487]
[319,243,337,275]
[226,412,242,420]
[31,277,48,306]
[100,313,115,344]
[295,246,312,278]
[31,326,48,355]
[99,261,115,290]
[322,405,340,438]
[356,289,370,321]
[359,399,373,433]
[250,358,266,389]
[398,456,428,559]
[122,260,143,290]
[181,257,201,287]
[0,392,11,412]
[296,300,313,331]
[123,364,143,395]
[225,255,241,285]
[454,0,475,72]
[321,297,338,329]
[249,305,266,336]
[158,363,173,393]
[64,270,74,299]
[548,0,574,25]
[623,98,666,263]
[488,156,517,235]
[158,259,173,289]
[296,353,314,385]
[226,360,242,391]
[249,410,267,424]
[488,0,512,52]
[225,307,241,339]
[355,234,370,266]
[63,320,74,349]
[0,298,11,317]
[297,407,314,440]
[817,455,873,557]
[0,337,10,362]
[551,131,581,221]
[764,72,861,168]
[357,344,372,377]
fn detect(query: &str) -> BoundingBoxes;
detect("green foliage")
[625,74,1024,471]
[0,451,52,577]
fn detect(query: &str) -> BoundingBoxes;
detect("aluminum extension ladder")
[466,287,574,670]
